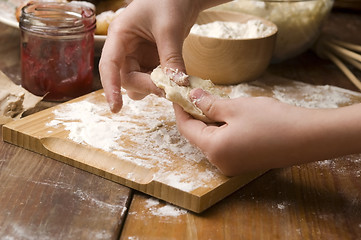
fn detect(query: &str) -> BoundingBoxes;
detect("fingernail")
[165,67,189,86]
[190,88,205,104]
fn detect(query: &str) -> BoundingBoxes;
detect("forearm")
[232,103,361,172]
[287,103,361,166]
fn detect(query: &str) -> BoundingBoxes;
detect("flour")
[229,79,361,109]
[47,92,222,192]
[74,189,126,213]
[313,154,361,178]
[144,198,187,217]
[212,0,333,61]
[46,78,361,193]
[190,19,275,39]
[277,203,286,210]
[49,101,123,152]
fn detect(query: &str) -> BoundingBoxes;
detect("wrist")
[294,104,361,164]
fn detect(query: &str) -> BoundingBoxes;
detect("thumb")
[156,33,189,86]
[190,88,225,123]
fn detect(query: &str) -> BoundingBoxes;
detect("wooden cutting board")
[2,88,265,213]
[4,74,361,213]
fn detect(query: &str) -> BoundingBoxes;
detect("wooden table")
[1,9,361,240]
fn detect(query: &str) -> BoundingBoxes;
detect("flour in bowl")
[190,19,275,39]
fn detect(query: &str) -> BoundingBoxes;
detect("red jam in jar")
[20,2,96,101]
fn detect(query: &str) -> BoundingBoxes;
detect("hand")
[174,88,361,176]
[99,0,202,113]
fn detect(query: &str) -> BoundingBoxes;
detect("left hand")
[99,0,201,113]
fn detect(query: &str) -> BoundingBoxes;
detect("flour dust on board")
[46,76,361,192]
[47,92,223,192]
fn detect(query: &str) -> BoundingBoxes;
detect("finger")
[99,23,127,113]
[121,57,165,98]
[190,88,226,123]
[123,71,165,99]
[156,30,189,86]
[174,103,207,138]
[126,90,148,100]
[174,103,218,150]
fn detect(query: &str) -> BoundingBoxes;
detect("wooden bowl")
[183,10,278,85]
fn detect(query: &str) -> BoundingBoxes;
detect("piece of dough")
[150,66,228,122]
[0,71,43,124]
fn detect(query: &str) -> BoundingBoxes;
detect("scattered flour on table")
[313,154,361,177]
[144,198,187,217]
[277,203,286,210]
[73,189,126,213]
[190,19,275,39]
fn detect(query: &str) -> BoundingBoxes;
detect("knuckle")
[163,53,184,66]
[99,57,117,71]
[202,98,217,116]
[107,20,124,35]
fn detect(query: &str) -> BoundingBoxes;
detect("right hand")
[173,88,351,176]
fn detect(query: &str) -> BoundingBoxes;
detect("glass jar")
[20,2,96,101]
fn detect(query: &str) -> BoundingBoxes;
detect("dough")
[0,71,42,124]
[150,66,228,122]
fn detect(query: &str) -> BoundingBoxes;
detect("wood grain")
[0,128,132,239]
[0,8,360,240]
[120,10,361,240]
[2,90,265,213]
[121,160,361,240]
[0,22,132,240]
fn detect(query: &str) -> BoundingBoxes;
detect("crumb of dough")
[150,66,228,122]
[164,67,189,86]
